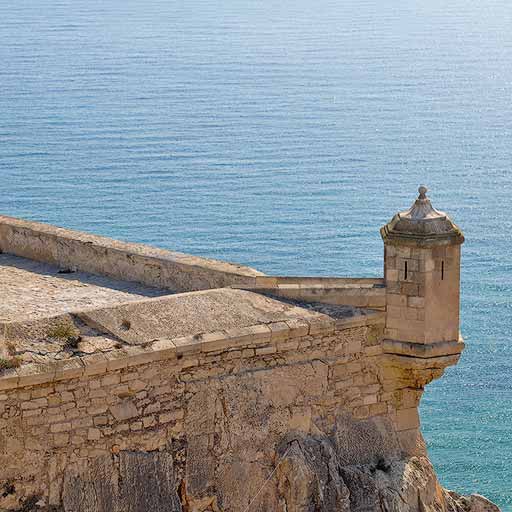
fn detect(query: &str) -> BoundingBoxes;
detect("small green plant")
[47,321,80,341]
[48,321,82,351]
[0,356,22,370]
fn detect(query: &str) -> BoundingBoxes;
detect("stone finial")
[418,185,428,199]
[406,185,444,221]
[380,186,464,246]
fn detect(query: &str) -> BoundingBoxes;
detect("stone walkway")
[0,254,169,322]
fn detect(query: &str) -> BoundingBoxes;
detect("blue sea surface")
[0,0,511,507]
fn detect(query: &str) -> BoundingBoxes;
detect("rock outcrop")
[5,441,497,512]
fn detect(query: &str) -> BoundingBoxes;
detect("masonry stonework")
[0,188,499,511]
[381,186,464,347]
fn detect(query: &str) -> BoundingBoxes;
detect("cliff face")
[5,437,497,512]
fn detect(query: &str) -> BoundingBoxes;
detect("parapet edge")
[234,276,386,309]
[0,215,264,292]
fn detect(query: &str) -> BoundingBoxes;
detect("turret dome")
[380,186,464,246]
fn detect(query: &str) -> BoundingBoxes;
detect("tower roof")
[381,186,464,246]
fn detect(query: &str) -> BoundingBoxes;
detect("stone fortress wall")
[0,215,263,292]
[0,190,500,512]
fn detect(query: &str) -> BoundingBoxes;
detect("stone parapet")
[234,276,386,309]
[0,215,263,292]
[382,337,464,359]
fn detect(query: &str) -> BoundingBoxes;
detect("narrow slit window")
[441,261,444,280]
[404,261,408,280]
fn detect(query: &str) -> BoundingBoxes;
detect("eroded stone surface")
[58,452,182,512]
[277,436,351,512]
[62,456,117,512]
[118,452,182,512]
[78,288,330,345]
[0,254,167,322]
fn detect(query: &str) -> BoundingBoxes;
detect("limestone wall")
[0,310,439,511]
[384,244,461,344]
[0,216,263,292]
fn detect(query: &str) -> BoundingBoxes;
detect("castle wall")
[0,216,263,293]
[0,311,429,511]
[237,276,386,309]
[0,199,487,512]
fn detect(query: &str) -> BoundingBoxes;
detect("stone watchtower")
[381,186,465,349]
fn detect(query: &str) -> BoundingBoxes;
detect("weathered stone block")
[50,422,71,433]
[387,294,407,306]
[408,296,425,308]
[401,282,419,296]
[118,451,182,512]
[82,353,108,376]
[395,407,420,431]
[110,401,138,422]
[255,345,277,356]
[62,455,117,512]
[87,428,101,441]
[269,321,290,342]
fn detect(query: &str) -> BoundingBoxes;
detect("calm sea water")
[1,0,511,507]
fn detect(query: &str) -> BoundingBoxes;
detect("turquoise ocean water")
[1,0,511,507]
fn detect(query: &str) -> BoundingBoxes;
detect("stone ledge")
[253,276,385,287]
[382,338,464,359]
[0,312,357,390]
[233,278,386,309]
[382,353,462,371]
